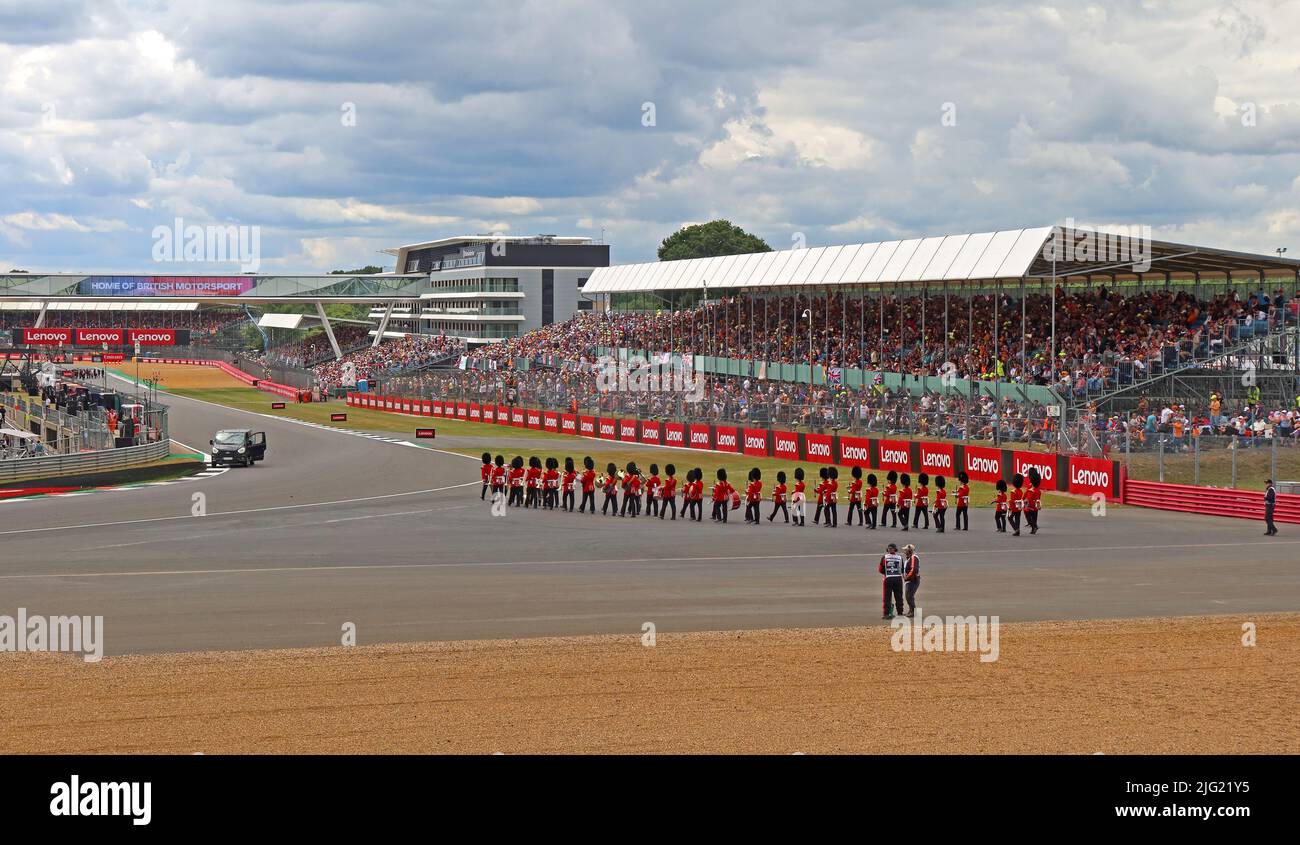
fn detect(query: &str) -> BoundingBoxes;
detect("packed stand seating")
[1089,392,1300,455]
[263,326,371,369]
[315,333,461,389]
[463,285,1298,396]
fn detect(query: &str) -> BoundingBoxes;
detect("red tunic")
[772,483,787,503]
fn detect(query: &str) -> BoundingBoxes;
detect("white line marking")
[0,480,478,538]
[1,537,1296,580]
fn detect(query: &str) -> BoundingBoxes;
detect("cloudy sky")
[2,0,1298,274]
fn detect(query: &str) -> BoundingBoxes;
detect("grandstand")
[436,225,1300,454]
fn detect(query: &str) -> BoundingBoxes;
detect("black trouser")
[865,504,877,529]
[602,491,618,515]
[934,508,946,532]
[882,503,896,527]
[690,499,703,521]
[621,491,637,517]
[1265,505,1276,534]
[898,506,910,530]
[913,505,928,529]
[481,482,489,500]
[1026,508,1038,531]
[955,506,968,530]
[659,497,676,520]
[579,490,594,513]
[813,502,824,524]
[712,500,728,522]
[904,577,920,614]
[646,496,659,517]
[846,501,862,525]
[995,510,1006,532]
[768,501,788,523]
[563,489,574,511]
[1009,509,1021,534]
[883,577,904,616]
[509,486,523,507]
[490,483,504,504]
[745,501,760,523]
[824,502,837,527]
[524,488,535,508]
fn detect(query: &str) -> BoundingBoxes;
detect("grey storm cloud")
[1,0,1298,273]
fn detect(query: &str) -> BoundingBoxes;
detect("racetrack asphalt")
[1,377,1297,655]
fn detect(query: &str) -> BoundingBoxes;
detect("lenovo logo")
[690,430,710,446]
[881,448,908,464]
[969,456,1000,474]
[842,445,870,461]
[1071,467,1110,487]
[745,434,766,450]
[807,441,830,457]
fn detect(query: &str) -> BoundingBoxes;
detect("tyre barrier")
[1123,478,1300,525]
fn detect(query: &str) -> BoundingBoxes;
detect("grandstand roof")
[582,225,1300,293]
[258,313,375,330]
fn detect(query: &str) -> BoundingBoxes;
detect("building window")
[577,277,587,288]
[406,258,420,273]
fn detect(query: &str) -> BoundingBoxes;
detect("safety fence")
[0,438,171,484]
[1122,478,1300,525]
[345,392,1121,500]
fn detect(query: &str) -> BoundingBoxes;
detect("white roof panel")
[728,251,764,287]
[788,246,829,285]
[820,244,861,283]
[714,253,745,287]
[995,226,1053,278]
[970,229,1025,279]
[661,258,693,290]
[919,234,971,281]
[805,245,845,283]
[946,232,996,280]
[859,241,900,282]
[754,249,795,287]
[879,238,922,282]
[900,236,945,282]
[776,247,817,285]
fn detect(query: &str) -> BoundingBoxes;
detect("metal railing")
[0,438,171,483]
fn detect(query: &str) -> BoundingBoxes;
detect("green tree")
[329,265,385,275]
[657,220,771,261]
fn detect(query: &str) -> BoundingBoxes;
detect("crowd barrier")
[345,392,1121,500]
[143,357,299,399]
[1122,478,1300,525]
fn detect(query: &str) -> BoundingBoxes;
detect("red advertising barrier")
[713,425,739,453]
[640,420,661,445]
[1012,450,1056,489]
[543,411,560,432]
[1123,478,1299,523]
[663,422,685,448]
[598,418,617,440]
[773,430,799,461]
[75,328,125,345]
[619,419,637,441]
[468,403,481,421]
[561,414,578,436]
[838,435,872,467]
[579,416,596,437]
[963,445,1003,483]
[687,424,711,450]
[876,439,912,472]
[742,428,769,457]
[1068,455,1117,499]
[20,327,72,345]
[497,404,511,424]
[511,408,525,427]
[526,409,542,430]
[422,400,433,416]
[919,441,955,475]
[804,433,833,463]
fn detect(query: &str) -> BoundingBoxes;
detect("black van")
[210,429,267,467]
